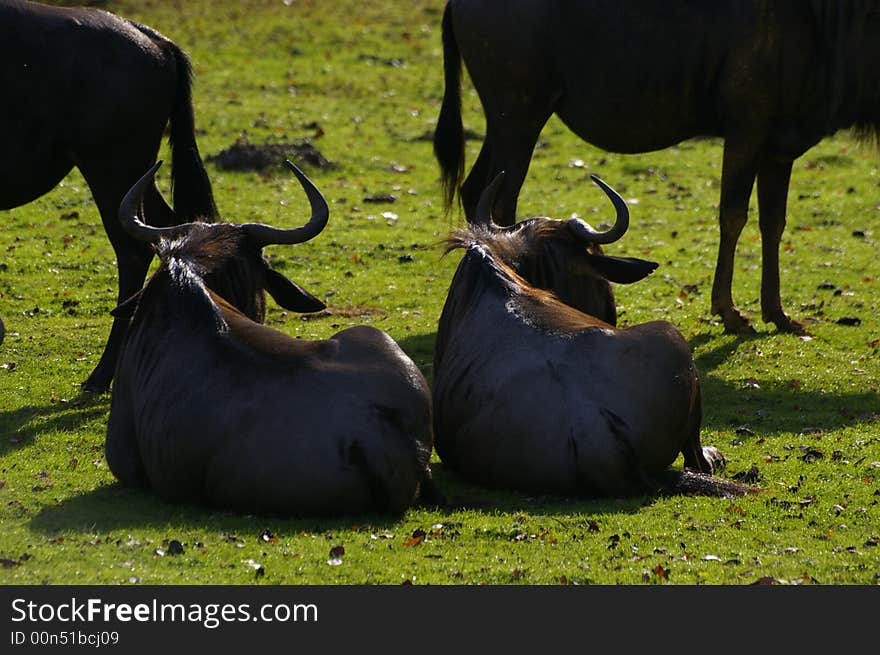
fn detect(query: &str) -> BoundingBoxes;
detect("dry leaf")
[751,576,783,585]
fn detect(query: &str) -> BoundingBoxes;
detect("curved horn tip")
[282,159,323,196]
[565,172,630,245]
[589,173,615,192]
[241,157,329,248]
[589,173,627,208]
[283,158,303,175]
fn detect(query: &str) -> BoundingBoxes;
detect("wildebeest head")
[455,173,659,324]
[113,160,327,321]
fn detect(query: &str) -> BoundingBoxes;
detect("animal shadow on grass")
[0,394,109,457]
[426,461,648,518]
[29,483,398,537]
[689,332,880,436]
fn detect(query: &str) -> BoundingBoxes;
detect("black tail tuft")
[166,42,218,222]
[433,1,465,214]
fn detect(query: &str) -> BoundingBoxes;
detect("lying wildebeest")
[433,173,751,498]
[1,0,217,392]
[433,0,880,336]
[105,161,435,516]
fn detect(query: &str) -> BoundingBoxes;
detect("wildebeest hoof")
[771,315,810,336]
[702,446,726,473]
[719,309,756,335]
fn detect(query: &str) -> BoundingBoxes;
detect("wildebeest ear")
[584,253,659,284]
[264,267,326,313]
[110,290,144,319]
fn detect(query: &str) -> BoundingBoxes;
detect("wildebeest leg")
[460,140,494,222]
[757,157,806,334]
[461,107,554,226]
[77,168,173,393]
[711,141,759,333]
[683,441,710,471]
[682,438,726,474]
[83,240,153,393]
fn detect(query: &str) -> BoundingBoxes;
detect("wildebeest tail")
[652,469,758,498]
[165,38,218,222]
[433,1,465,213]
[680,369,707,469]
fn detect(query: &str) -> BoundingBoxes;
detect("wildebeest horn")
[566,174,630,245]
[241,160,329,247]
[474,171,505,227]
[118,161,184,243]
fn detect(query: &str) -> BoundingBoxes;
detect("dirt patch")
[207,137,337,172]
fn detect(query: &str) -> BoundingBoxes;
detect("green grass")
[1,0,878,585]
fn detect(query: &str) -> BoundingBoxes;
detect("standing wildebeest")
[1,0,217,392]
[433,173,750,497]
[106,161,435,516]
[434,0,880,336]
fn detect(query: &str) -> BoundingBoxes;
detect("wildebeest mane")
[156,223,243,273]
[444,219,578,258]
[150,223,268,323]
[442,227,612,337]
[442,226,539,300]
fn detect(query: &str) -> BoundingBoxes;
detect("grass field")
[1,0,878,585]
